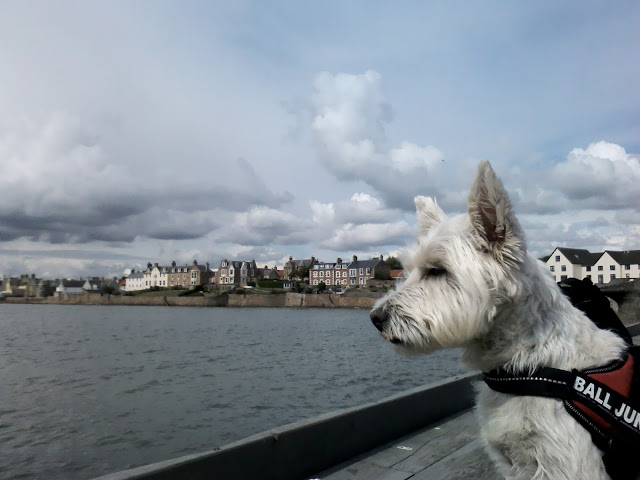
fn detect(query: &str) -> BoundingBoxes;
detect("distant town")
[0,254,404,299]
[1,247,639,299]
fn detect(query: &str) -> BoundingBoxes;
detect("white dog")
[370,161,629,480]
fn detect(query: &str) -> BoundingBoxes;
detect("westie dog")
[370,161,628,480]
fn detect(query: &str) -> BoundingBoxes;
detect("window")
[555,255,560,262]
[349,269,356,277]
[586,266,591,272]
[359,268,363,275]
[550,266,555,272]
[366,268,371,275]
[611,274,616,280]
[229,269,234,275]
[319,271,324,277]
[561,266,566,272]
[598,275,603,283]
[359,277,364,284]
[561,275,567,280]
[586,275,591,279]
[626,274,630,279]
[610,265,615,271]
[598,266,603,271]
[343,272,347,277]
[625,265,631,270]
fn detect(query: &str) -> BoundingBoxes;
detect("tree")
[318,281,326,292]
[384,256,402,269]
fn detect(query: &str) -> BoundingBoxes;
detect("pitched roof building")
[545,247,640,284]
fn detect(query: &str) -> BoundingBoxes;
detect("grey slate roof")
[349,258,383,269]
[604,250,640,265]
[555,248,600,266]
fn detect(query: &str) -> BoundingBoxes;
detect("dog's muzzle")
[370,308,388,332]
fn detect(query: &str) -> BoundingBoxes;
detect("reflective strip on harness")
[483,354,640,441]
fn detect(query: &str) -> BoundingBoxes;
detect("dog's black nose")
[370,308,388,332]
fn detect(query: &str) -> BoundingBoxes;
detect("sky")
[0,1,639,279]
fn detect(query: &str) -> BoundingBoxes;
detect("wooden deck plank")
[409,439,497,480]
[309,410,490,480]
[315,462,414,480]
[389,410,479,474]
[362,412,462,469]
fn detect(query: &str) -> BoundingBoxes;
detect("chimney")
[147,262,152,269]
[380,255,384,261]
[193,260,198,265]
[352,255,357,262]
[206,262,210,270]
[172,261,176,267]
[337,258,342,264]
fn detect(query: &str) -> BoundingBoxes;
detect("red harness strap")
[573,354,635,430]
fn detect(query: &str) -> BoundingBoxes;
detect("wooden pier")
[311,410,496,480]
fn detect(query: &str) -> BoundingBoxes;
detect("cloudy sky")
[1,1,639,279]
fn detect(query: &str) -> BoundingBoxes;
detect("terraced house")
[310,255,390,287]
[544,247,640,284]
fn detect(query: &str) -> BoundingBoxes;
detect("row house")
[257,265,282,281]
[123,260,214,292]
[284,256,317,280]
[544,247,640,284]
[144,263,170,288]
[167,261,213,288]
[310,255,390,287]
[56,279,84,295]
[190,261,214,287]
[125,271,145,291]
[167,261,191,288]
[0,274,47,297]
[216,259,258,289]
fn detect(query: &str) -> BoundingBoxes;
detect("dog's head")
[370,161,527,353]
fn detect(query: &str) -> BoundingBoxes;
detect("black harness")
[483,278,640,480]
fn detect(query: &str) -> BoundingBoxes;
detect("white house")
[143,263,168,288]
[544,247,640,284]
[56,279,85,295]
[125,271,145,291]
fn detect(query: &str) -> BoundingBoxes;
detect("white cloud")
[306,71,449,209]
[552,141,640,208]
[321,221,413,251]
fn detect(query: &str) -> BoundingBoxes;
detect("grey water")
[0,304,466,480]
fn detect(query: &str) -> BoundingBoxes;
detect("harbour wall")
[1,292,378,309]
[93,372,480,480]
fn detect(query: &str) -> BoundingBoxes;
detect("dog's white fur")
[371,161,627,480]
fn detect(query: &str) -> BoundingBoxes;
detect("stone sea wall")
[1,292,378,309]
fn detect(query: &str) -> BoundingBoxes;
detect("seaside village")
[1,247,640,299]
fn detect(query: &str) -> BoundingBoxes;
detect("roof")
[390,269,404,278]
[554,248,600,266]
[61,279,85,288]
[128,272,144,279]
[349,258,383,269]
[602,250,640,265]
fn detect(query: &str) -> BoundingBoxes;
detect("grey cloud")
[0,114,292,243]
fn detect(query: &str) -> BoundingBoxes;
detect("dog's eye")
[425,267,447,278]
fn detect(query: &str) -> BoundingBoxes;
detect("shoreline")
[0,292,380,309]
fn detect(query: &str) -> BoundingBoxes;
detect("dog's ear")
[415,196,445,234]
[467,161,525,265]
